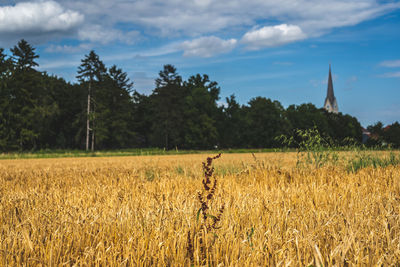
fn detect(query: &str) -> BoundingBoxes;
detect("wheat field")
[1,152,400,266]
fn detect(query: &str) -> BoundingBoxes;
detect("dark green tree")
[109,65,133,93]
[0,48,13,150]
[150,64,185,149]
[383,122,400,148]
[182,74,220,149]
[245,97,288,148]
[94,65,136,149]
[366,121,384,146]
[324,111,362,143]
[42,75,84,149]
[76,50,106,151]
[8,40,56,150]
[219,94,247,148]
[0,48,11,76]
[286,103,330,133]
[10,39,39,70]
[131,91,153,147]
[367,121,384,137]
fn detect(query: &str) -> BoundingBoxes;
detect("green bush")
[277,127,338,169]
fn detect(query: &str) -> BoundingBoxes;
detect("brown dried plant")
[187,153,225,266]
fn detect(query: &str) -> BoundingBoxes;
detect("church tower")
[323,65,338,113]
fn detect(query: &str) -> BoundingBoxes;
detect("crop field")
[1,152,400,266]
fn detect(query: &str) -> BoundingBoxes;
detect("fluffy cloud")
[380,60,400,68]
[77,25,140,44]
[181,36,237,57]
[2,0,399,50]
[241,24,306,50]
[0,1,83,34]
[56,0,400,37]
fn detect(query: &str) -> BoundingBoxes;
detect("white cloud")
[380,60,400,68]
[380,72,400,78]
[78,25,140,44]
[39,58,81,69]
[0,1,83,34]
[57,0,400,37]
[2,0,399,50]
[293,2,398,35]
[241,24,306,50]
[99,42,182,63]
[45,43,92,53]
[181,36,237,57]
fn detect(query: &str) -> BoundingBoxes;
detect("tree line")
[364,121,400,148]
[0,40,397,151]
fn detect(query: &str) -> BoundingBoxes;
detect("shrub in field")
[338,138,400,172]
[187,153,224,265]
[276,127,338,169]
[347,151,400,172]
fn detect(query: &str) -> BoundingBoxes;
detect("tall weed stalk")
[187,153,224,266]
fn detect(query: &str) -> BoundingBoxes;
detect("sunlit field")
[1,152,400,266]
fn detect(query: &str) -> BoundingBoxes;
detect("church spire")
[327,64,335,103]
[323,64,338,113]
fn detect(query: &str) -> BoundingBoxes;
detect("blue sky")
[1,0,399,127]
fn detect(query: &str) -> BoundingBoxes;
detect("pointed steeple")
[323,64,338,113]
[327,64,335,103]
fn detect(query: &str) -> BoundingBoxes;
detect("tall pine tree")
[77,50,106,151]
[151,64,185,149]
